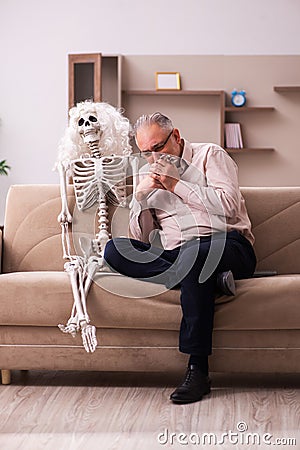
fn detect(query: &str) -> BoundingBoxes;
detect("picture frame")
[155,72,181,91]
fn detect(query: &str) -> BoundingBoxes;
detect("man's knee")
[104,238,123,268]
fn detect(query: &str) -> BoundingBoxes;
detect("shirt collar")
[181,139,193,164]
[176,139,192,173]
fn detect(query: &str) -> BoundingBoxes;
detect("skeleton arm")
[57,161,73,223]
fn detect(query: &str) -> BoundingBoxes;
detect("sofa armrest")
[0,227,2,274]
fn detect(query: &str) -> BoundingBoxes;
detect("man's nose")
[152,152,160,160]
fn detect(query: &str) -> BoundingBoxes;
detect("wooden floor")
[0,370,299,450]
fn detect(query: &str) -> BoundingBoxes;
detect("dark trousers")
[104,231,256,356]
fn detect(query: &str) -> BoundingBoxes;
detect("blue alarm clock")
[231,89,246,107]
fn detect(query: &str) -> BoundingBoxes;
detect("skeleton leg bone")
[71,260,97,353]
[83,256,103,295]
[58,260,82,337]
[59,259,97,352]
[59,219,103,351]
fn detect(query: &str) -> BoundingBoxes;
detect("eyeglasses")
[139,129,173,159]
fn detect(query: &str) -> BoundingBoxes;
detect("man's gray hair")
[133,112,173,136]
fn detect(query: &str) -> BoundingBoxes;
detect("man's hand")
[149,156,180,192]
[135,156,180,201]
[135,174,165,201]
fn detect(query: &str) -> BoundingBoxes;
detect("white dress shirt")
[129,141,254,250]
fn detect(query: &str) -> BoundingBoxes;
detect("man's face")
[136,124,182,163]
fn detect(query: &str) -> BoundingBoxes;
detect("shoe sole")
[220,271,236,296]
[170,386,211,404]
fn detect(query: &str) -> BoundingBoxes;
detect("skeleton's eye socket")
[89,116,97,122]
[78,118,84,126]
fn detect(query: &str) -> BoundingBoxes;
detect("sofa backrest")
[3,185,73,272]
[241,186,300,274]
[3,184,300,274]
[2,184,132,273]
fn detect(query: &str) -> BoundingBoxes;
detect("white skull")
[77,113,101,144]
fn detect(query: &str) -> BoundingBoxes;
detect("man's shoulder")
[189,142,228,162]
[190,142,225,153]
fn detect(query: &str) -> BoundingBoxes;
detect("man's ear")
[173,128,181,143]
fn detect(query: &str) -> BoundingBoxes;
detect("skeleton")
[55,101,138,352]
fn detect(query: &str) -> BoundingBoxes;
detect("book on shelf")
[224,123,244,149]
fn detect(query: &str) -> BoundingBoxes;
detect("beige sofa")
[1,184,300,385]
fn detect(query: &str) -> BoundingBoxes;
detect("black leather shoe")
[216,270,236,296]
[170,365,211,404]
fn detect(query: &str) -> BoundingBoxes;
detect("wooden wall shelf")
[273,86,300,92]
[224,107,275,150]
[226,148,275,154]
[225,106,275,112]
[123,90,223,96]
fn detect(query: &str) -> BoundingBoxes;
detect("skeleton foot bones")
[55,101,135,353]
[58,255,99,352]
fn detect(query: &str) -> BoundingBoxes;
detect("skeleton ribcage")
[71,156,128,210]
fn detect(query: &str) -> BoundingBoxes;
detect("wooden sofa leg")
[1,370,11,385]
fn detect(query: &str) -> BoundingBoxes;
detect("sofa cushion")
[214,275,300,330]
[1,271,300,332]
[0,271,181,329]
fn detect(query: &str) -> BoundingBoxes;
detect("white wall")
[0,0,300,223]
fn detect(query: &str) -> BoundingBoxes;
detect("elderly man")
[104,112,256,404]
